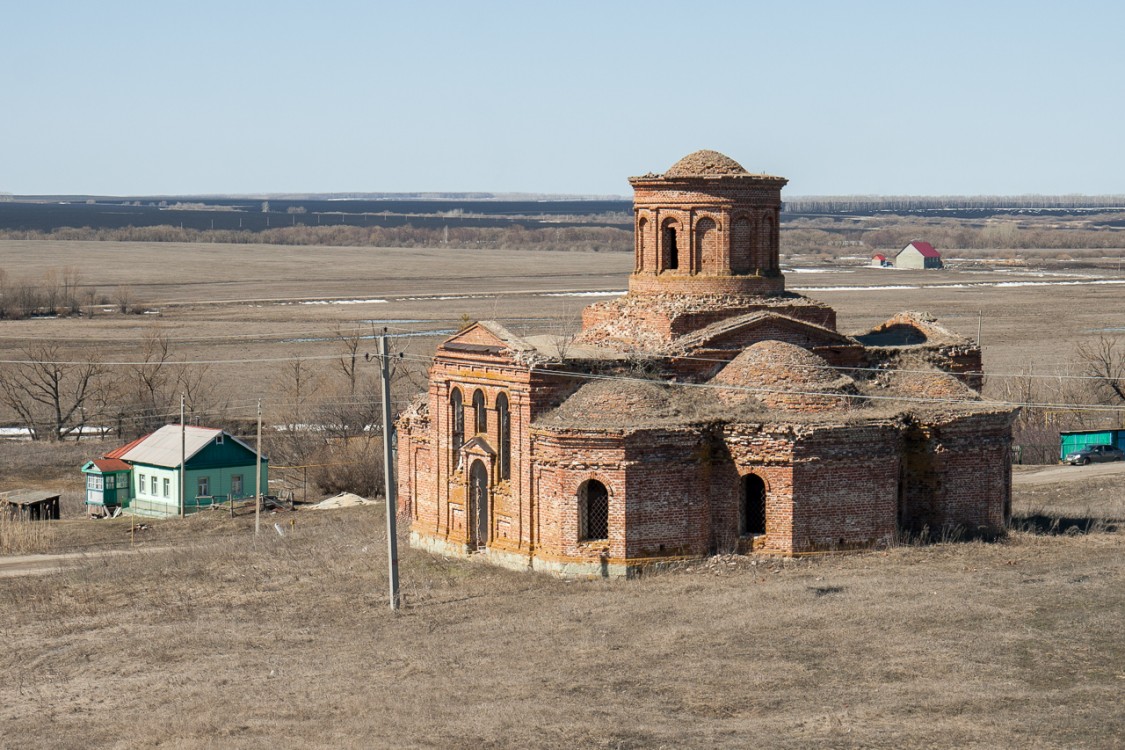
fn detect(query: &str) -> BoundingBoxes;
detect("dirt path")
[0,547,164,578]
[1013,461,1125,486]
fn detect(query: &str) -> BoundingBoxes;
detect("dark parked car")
[1063,444,1125,465]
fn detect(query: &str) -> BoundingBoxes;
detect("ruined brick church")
[397,150,1015,577]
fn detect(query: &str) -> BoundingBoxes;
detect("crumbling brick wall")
[531,430,628,566]
[790,424,902,551]
[900,412,1014,536]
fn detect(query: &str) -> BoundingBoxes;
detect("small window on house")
[740,474,766,536]
[216,434,224,445]
[138,474,146,495]
[151,476,158,496]
[472,389,487,434]
[88,475,103,491]
[105,475,115,490]
[231,475,243,497]
[496,392,510,480]
[163,477,170,498]
[578,479,609,542]
[198,476,210,498]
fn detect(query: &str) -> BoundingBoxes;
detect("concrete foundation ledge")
[410,532,798,579]
[409,531,471,559]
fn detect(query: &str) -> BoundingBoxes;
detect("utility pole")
[179,395,186,519]
[378,332,401,610]
[255,399,262,535]
[977,309,983,346]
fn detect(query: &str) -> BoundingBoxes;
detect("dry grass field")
[2,239,1125,748]
[0,473,1121,749]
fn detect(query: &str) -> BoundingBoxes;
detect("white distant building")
[894,241,942,269]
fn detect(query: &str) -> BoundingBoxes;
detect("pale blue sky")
[3,1,1122,196]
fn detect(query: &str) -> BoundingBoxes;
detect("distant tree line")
[2,213,1121,258]
[0,224,631,253]
[785,195,1125,214]
[0,267,146,319]
[782,215,1125,256]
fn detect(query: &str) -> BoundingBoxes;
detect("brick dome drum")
[625,149,789,297]
[664,149,750,177]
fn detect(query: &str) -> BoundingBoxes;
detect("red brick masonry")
[398,151,1014,578]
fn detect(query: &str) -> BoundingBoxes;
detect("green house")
[84,425,268,518]
[81,457,134,514]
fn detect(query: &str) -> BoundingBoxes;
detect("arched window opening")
[663,222,679,271]
[732,215,753,273]
[740,474,766,536]
[496,392,510,480]
[694,217,717,272]
[579,479,609,542]
[470,459,489,549]
[636,216,648,272]
[450,388,465,466]
[472,389,487,434]
[759,215,775,271]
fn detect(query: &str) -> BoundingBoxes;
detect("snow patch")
[299,298,388,306]
[538,290,626,297]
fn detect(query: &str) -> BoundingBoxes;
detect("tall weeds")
[0,512,53,555]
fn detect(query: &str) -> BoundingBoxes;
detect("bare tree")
[83,286,99,318]
[268,357,324,468]
[60,266,81,314]
[179,361,223,426]
[1077,335,1125,403]
[548,304,582,360]
[113,328,176,436]
[0,344,105,440]
[333,323,362,395]
[115,284,136,314]
[41,269,60,313]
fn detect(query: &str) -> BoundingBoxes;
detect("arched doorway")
[469,459,489,550]
[740,474,766,536]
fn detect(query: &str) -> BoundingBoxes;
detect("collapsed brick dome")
[885,367,979,402]
[711,340,859,412]
[540,379,683,428]
[664,149,749,178]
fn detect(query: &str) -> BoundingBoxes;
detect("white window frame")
[231,474,243,497]
[163,477,170,498]
[87,475,103,490]
[197,476,210,497]
[151,476,158,496]
[138,473,146,495]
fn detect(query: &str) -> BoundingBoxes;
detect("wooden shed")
[1,489,62,521]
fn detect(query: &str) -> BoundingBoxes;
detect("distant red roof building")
[895,241,943,269]
[909,241,940,258]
